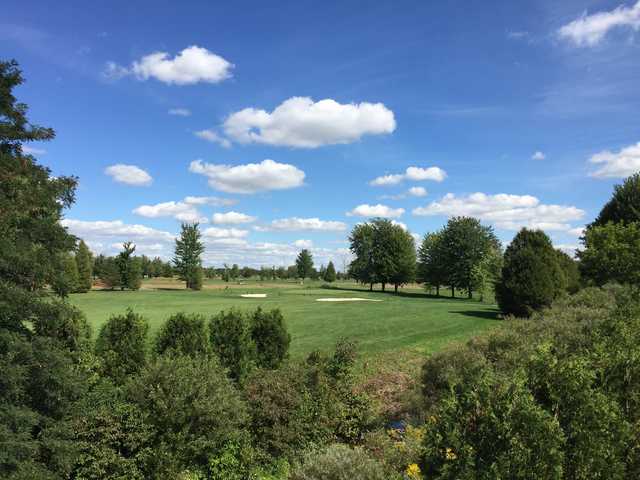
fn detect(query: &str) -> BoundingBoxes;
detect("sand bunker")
[240,294,267,298]
[315,297,382,302]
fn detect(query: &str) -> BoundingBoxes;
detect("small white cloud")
[370,166,446,186]
[189,159,305,194]
[61,219,174,242]
[555,243,579,257]
[257,217,347,232]
[202,226,248,239]
[588,141,640,178]
[532,151,546,161]
[390,220,408,230]
[169,108,191,116]
[212,211,256,224]
[133,201,208,223]
[293,239,313,248]
[183,196,237,207]
[22,145,46,156]
[105,164,152,186]
[369,174,404,187]
[558,1,640,46]
[408,186,427,197]
[105,45,233,85]
[347,204,405,218]
[194,128,232,148]
[222,96,396,148]
[413,192,585,232]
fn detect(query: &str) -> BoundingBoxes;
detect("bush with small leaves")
[125,355,249,477]
[95,309,149,384]
[290,444,391,480]
[251,307,290,369]
[209,308,256,382]
[154,312,209,357]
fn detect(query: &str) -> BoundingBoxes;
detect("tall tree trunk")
[468,287,472,299]
[382,283,386,292]
[436,285,440,296]
[369,283,373,291]
[394,284,398,293]
[451,285,455,298]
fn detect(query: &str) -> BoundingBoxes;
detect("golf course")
[70,278,500,359]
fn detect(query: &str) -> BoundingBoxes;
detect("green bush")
[495,228,567,317]
[154,312,209,357]
[125,355,249,477]
[30,299,91,353]
[421,286,640,479]
[290,444,390,480]
[95,309,148,384]
[251,307,290,369]
[209,308,256,382]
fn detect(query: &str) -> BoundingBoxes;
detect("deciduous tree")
[173,223,205,290]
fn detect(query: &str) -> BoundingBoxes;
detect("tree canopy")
[173,222,204,290]
[296,249,314,282]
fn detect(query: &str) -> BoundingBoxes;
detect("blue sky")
[3,0,640,267]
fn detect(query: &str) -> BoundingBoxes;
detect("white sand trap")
[316,297,382,302]
[240,293,267,298]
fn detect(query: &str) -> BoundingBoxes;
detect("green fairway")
[70,279,500,359]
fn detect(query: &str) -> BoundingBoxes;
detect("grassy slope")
[70,279,500,359]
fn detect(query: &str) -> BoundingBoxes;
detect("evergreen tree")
[173,223,205,290]
[52,252,80,296]
[495,228,567,317]
[323,261,337,282]
[295,249,314,283]
[116,242,141,290]
[75,240,93,292]
[99,256,121,290]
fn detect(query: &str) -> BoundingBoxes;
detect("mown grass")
[70,278,500,359]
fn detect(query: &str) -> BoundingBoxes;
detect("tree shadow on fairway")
[449,309,501,321]
[329,285,480,302]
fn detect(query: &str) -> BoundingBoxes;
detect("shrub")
[421,371,565,480]
[251,307,290,369]
[154,312,209,357]
[125,355,249,477]
[95,309,148,384]
[290,444,390,480]
[31,299,91,353]
[420,285,640,479]
[495,228,566,317]
[209,309,256,382]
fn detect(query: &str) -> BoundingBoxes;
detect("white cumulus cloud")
[202,227,248,239]
[347,204,405,218]
[293,239,313,248]
[413,192,585,232]
[105,164,152,186]
[133,201,208,223]
[222,96,396,148]
[588,142,640,178]
[212,211,256,224]
[370,166,446,186]
[408,186,428,197]
[532,151,546,161]
[256,217,347,232]
[105,45,233,85]
[189,159,305,194]
[558,1,640,46]
[194,128,232,148]
[183,196,237,207]
[61,219,174,243]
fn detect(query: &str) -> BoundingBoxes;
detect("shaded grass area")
[70,279,500,359]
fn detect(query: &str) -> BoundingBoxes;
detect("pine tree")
[495,228,566,317]
[173,223,205,290]
[75,240,93,292]
[323,261,337,282]
[116,242,141,290]
[295,249,314,283]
